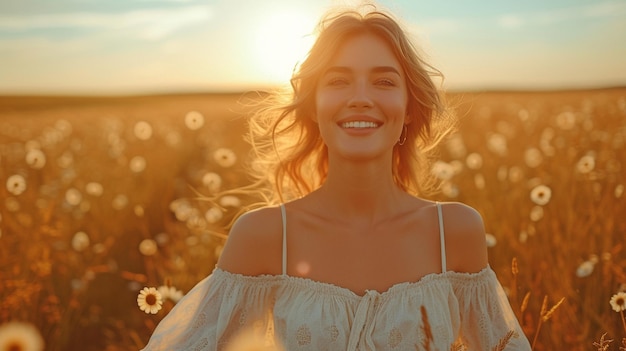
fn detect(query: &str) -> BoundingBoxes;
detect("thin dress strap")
[280,204,287,276]
[436,202,447,273]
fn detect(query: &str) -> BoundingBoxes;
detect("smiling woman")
[141,5,532,350]
[250,9,317,84]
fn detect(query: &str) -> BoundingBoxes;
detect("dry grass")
[0,88,625,350]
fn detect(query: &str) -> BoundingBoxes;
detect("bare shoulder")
[217,206,284,276]
[438,201,489,273]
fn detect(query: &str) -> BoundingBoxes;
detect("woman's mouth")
[339,121,381,129]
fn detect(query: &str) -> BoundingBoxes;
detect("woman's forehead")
[324,34,403,74]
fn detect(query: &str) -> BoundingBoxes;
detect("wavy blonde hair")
[244,6,454,204]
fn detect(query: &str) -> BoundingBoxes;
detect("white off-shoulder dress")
[142,203,531,350]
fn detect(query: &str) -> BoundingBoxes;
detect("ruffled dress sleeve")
[141,268,281,351]
[449,267,532,350]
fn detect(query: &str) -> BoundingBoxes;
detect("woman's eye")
[326,77,349,86]
[375,78,395,86]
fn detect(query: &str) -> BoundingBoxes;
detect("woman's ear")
[404,114,413,125]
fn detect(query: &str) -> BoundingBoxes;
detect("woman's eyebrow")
[371,66,401,75]
[323,66,402,75]
[323,66,350,75]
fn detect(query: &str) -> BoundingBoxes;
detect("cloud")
[0,5,212,40]
[133,0,200,3]
[496,1,626,29]
[497,15,524,29]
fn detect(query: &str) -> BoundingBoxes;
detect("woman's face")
[314,33,409,163]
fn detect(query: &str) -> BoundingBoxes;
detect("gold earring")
[398,125,408,145]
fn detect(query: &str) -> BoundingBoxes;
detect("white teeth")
[340,121,379,128]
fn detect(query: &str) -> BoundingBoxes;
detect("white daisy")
[139,239,158,256]
[465,152,483,170]
[71,231,90,252]
[137,287,163,314]
[6,174,27,196]
[65,188,82,206]
[129,156,147,173]
[213,148,237,168]
[205,207,223,224]
[0,322,44,351]
[576,155,595,174]
[609,292,626,313]
[25,149,46,169]
[202,172,222,193]
[524,148,543,168]
[134,121,153,140]
[185,111,205,130]
[530,185,552,206]
[85,182,104,197]
[219,195,241,208]
[158,285,184,303]
[431,161,455,181]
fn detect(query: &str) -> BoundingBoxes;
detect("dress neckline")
[212,266,492,299]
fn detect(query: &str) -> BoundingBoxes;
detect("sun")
[250,9,317,85]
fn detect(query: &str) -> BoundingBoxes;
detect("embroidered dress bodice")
[142,203,531,350]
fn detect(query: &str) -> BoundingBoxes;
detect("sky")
[1,0,625,95]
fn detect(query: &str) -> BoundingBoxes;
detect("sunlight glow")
[250,9,317,85]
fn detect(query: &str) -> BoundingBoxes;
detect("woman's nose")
[347,80,373,109]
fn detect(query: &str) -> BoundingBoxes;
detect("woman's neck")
[313,160,409,226]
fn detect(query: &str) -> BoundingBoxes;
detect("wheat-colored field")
[0,89,624,350]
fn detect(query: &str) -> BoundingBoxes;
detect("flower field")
[0,88,625,350]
